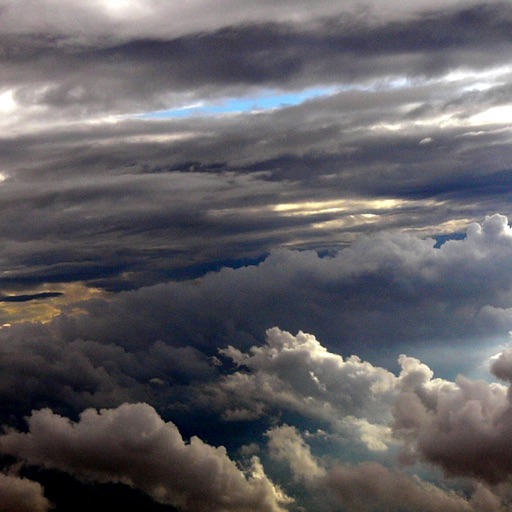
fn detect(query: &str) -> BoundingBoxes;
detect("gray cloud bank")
[1,215,512,423]
[4,2,512,110]
[2,3,512,291]
[47,214,512,358]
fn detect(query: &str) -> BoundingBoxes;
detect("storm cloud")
[1,2,512,293]
[34,214,512,361]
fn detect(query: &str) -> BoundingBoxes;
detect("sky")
[5,0,512,510]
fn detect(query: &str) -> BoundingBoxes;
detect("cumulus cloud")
[264,419,507,512]
[323,462,504,512]
[0,473,52,512]
[392,348,512,484]
[3,323,512,510]
[0,402,291,512]
[193,323,512,509]
[38,215,512,370]
[266,424,326,482]
[202,327,396,451]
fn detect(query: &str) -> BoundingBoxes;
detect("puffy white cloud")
[266,424,326,481]
[208,327,396,450]
[0,473,52,512]
[0,402,291,512]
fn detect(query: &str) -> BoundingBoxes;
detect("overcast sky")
[3,1,512,511]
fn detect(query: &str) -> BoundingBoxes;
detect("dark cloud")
[23,215,511,368]
[4,3,512,108]
[0,322,216,425]
[2,72,512,291]
[4,18,512,292]
[0,473,52,512]
[392,349,512,485]
[0,292,63,302]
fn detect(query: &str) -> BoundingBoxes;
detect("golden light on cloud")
[0,283,108,326]
[272,198,406,216]
[311,214,382,230]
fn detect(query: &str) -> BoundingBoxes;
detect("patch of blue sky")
[141,86,338,119]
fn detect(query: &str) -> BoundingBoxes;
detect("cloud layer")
[40,214,512,360]
[2,2,512,293]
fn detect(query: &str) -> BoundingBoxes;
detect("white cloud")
[339,416,393,452]
[210,327,397,449]
[266,424,326,481]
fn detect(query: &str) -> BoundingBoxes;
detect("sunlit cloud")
[272,198,406,215]
[0,90,17,114]
[0,283,107,326]
[470,105,512,126]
